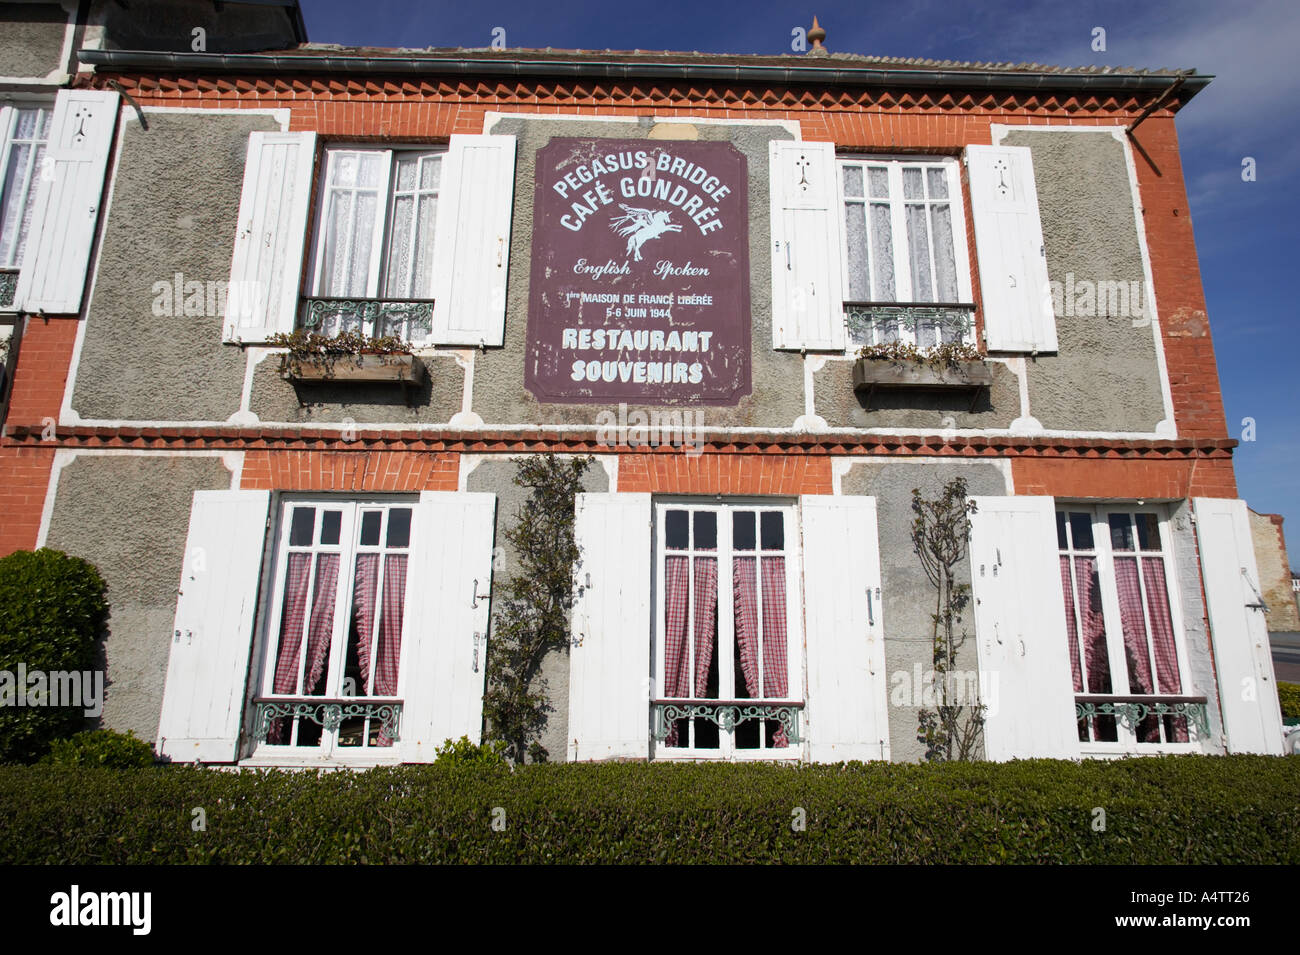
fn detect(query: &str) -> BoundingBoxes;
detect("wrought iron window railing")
[1074,694,1209,740]
[301,296,434,342]
[652,699,804,745]
[845,301,976,349]
[0,269,18,310]
[252,697,402,744]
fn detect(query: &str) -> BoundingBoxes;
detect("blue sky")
[302,0,1300,556]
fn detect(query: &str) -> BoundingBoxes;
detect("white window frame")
[652,499,804,761]
[835,154,976,352]
[1056,503,1199,756]
[250,495,417,764]
[304,145,446,343]
[0,101,53,278]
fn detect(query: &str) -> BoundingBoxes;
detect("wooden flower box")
[852,358,992,412]
[281,353,427,403]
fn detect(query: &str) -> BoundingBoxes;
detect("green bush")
[44,730,153,769]
[1279,681,1300,722]
[434,735,509,767]
[0,756,1295,864]
[0,549,108,764]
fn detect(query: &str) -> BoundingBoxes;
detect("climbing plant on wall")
[483,455,591,764]
[911,478,986,761]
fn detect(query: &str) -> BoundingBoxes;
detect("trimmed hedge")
[44,730,154,769]
[1279,681,1300,722]
[0,549,109,764]
[0,756,1296,864]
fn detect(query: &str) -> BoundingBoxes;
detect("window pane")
[1135,513,1160,551]
[693,511,717,551]
[320,510,342,546]
[0,143,32,265]
[869,203,895,300]
[760,512,783,550]
[1114,555,1154,694]
[395,156,418,191]
[1068,513,1094,550]
[1056,511,1068,550]
[665,510,688,549]
[289,507,315,546]
[843,201,870,300]
[383,194,414,298]
[926,167,948,199]
[320,190,359,297]
[386,508,412,547]
[359,511,382,547]
[420,155,441,190]
[412,193,438,299]
[842,164,864,197]
[733,511,756,550]
[905,204,933,301]
[929,203,959,302]
[867,166,890,199]
[1109,514,1134,551]
[902,167,924,200]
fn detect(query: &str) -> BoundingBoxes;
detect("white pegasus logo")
[610,204,682,261]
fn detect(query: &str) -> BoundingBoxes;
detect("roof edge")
[77,49,1211,100]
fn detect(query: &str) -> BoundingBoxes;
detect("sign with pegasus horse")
[525,137,751,405]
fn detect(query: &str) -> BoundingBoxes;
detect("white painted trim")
[989,122,1178,438]
[481,110,802,138]
[36,447,242,547]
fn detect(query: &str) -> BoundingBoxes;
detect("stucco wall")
[814,356,1020,429]
[72,110,278,422]
[1249,509,1300,632]
[466,454,609,761]
[1001,129,1167,433]
[43,454,234,741]
[0,3,69,79]
[839,460,1009,762]
[477,115,804,430]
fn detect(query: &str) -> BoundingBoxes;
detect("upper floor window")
[255,499,413,756]
[837,156,975,349]
[653,502,803,759]
[304,148,444,342]
[1057,505,1197,750]
[0,106,52,305]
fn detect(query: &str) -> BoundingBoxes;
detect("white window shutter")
[800,495,889,762]
[157,490,271,763]
[224,131,317,342]
[966,144,1056,352]
[400,491,497,763]
[14,90,119,314]
[1193,498,1285,755]
[568,492,652,761]
[968,496,1079,759]
[429,134,516,347]
[769,140,845,351]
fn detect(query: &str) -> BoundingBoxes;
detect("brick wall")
[239,450,460,491]
[618,452,832,494]
[1012,455,1237,499]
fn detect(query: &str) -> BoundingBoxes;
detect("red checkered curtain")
[1142,556,1187,741]
[352,554,380,692]
[1060,556,1084,693]
[372,554,407,746]
[1074,557,1111,694]
[662,555,690,698]
[732,557,790,747]
[1114,557,1154,694]
[692,558,717,698]
[303,554,340,695]
[273,552,312,696]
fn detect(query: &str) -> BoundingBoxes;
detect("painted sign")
[525,138,751,405]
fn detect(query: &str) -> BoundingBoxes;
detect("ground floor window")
[1057,505,1197,748]
[653,502,802,758]
[254,499,412,755]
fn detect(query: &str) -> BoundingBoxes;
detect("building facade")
[0,1,1287,765]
